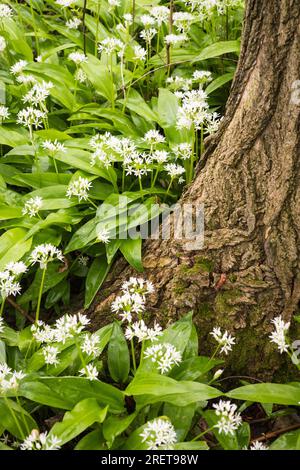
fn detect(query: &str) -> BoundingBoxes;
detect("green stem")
[191,426,215,442]
[130,339,137,373]
[29,0,40,56]
[88,197,98,210]
[0,299,5,317]
[35,266,47,323]
[16,394,30,435]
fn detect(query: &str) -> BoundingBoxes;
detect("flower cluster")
[66,177,92,202]
[143,343,182,374]
[31,313,90,345]
[269,316,290,354]
[213,400,242,435]
[111,277,154,323]
[20,430,61,450]
[210,327,235,355]
[140,418,177,450]
[0,363,25,393]
[22,196,43,217]
[0,270,22,300]
[125,320,162,343]
[29,244,63,269]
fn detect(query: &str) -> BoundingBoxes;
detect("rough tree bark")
[87,0,300,379]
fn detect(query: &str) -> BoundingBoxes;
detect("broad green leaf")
[119,89,158,122]
[0,398,37,439]
[84,256,111,308]
[103,412,138,444]
[206,72,235,95]
[107,322,130,383]
[75,429,106,450]
[49,399,108,445]
[193,40,241,62]
[120,237,143,272]
[227,383,300,406]
[157,88,179,128]
[270,429,300,450]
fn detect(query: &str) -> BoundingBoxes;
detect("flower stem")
[35,266,47,323]
[191,426,215,442]
[131,339,137,374]
[0,299,5,317]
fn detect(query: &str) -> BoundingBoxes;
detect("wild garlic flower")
[124,152,152,177]
[54,313,90,343]
[122,277,155,297]
[22,81,53,106]
[20,430,61,450]
[90,132,131,168]
[213,400,242,436]
[140,14,156,27]
[250,441,268,450]
[96,227,110,244]
[29,244,63,269]
[75,68,87,83]
[143,343,182,373]
[133,45,147,61]
[0,364,25,392]
[22,196,43,217]
[5,262,27,276]
[210,327,235,355]
[42,345,59,365]
[206,112,222,134]
[66,18,81,29]
[125,320,163,343]
[42,139,66,154]
[166,75,192,92]
[17,107,46,131]
[173,12,194,33]
[108,0,120,7]
[0,36,6,53]
[0,271,21,299]
[111,292,145,323]
[124,13,133,25]
[165,163,185,179]
[16,74,36,85]
[140,418,177,450]
[176,89,209,130]
[0,317,4,333]
[152,150,170,164]
[173,143,193,160]
[0,105,9,121]
[81,334,100,357]
[269,316,290,354]
[55,0,74,6]
[79,363,98,381]
[193,70,212,83]
[164,34,188,45]
[66,177,92,202]
[140,28,157,44]
[68,51,87,65]
[31,321,56,344]
[77,254,89,266]
[150,6,170,26]
[98,38,124,55]
[144,130,165,146]
[0,3,13,18]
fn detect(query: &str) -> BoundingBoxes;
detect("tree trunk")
[87,0,300,380]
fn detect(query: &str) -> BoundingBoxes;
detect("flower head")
[140,418,177,450]
[143,130,165,146]
[22,196,43,217]
[30,244,63,269]
[125,320,163,343]
[0,364,25,392]
[0,271,21,299]
[42,345,59,366]
[22,81,53,106]
[269,316,290,354]
[79,363,98,381]
[5,262,27,276]
[20,430,61,450]
[0,4,13,18]
[66,177,92,202]
[42,139,66,154]
[17,107,46,130]
[66,18,81,29]
[81,334,100,358]
[0,105,9,121]
[143,342,182,373]
[68,51,87,65]
[250,441,268,450]
[213,400,242,435]
[210,327,235,355]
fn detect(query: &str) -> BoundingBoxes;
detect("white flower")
[152,150,170,164]
[193,70,212,82]
[98,38,124,55]
[66,177,92,202]
[140,28,157,44]
[164,163,185,179]
[269,315,290,354]
[54,313,90,344]
[210,327,235,355]
[166,75,192,92]
[176,89,209,130]
[0,36,6,53]
[111,292,145,322]
[140,14,155,27]
[20,430,61,450]
[206,112,222,134]
[173,12,194,32]
[42,139,66,154]
[66,18,81,29]
[150,6,170,26]
[144,130,165,146]
[140,418,177,450]
[81,334,100,357]
[96,227,110,244]
[55,0,74,6]
[0,272,21,299]
[79,363,98,381]
[165,34,188,45]
[108,0,120,6]
[0,364,25,392]
[16,74,36,85]
[30,244,63,269]
[42,345,59,365]
[213,400,242,436]
[124,13,133,24]
[31,321,56,344]
[22,81,53,106]
[22,196,43,217]
[0,4,13,18]
[144,343,182,373]
[122,277,155,297]
[75,68,87,83]
[173,143,193,160]
[17,107,47,130]
[250,441,268,450]
[0,317,4,334]
[78,254,89,266]
[0,105,9,120]
[125,320,163,343]
[68,51,87,65]
[133,45,147,61]
[5,262,27,276]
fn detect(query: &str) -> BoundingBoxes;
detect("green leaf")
[119,89,158,122]
[75,429,106,450]
[157,88,178,128]
[163,402,197,441]
[227,383,300,406]
[270,429,300,450]
[0,228,32,271]
[192,40,241,63]
[173,441,209,450]
[107,322,130,384]
[203,409,239,450]
[126,373,220,407]
[84,256,111,308]
[206,72,235,95]
[49,399,108,446]
[0,398,37,439]
[103,413,137,445]
[120,237,143,272]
